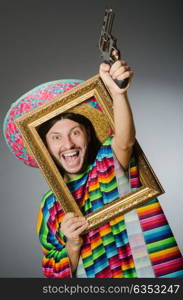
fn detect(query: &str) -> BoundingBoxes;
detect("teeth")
[63,151,78,157]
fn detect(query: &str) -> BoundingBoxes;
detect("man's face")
[46,119,88,178]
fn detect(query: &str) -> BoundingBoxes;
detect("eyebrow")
[48,125,82,135]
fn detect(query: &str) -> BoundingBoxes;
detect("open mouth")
[62,150,80,160]
[60,150,81,168]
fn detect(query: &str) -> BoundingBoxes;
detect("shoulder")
[96,135,114,160]
[41,189,55,207]
[40,190,62,217]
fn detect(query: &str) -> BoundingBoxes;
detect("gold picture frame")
[15,74,164,233]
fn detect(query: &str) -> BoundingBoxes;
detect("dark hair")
[37,112,101,174]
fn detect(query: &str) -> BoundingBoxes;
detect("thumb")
[100,62,110,73]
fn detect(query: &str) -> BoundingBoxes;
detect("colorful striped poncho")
[37,136,183,278]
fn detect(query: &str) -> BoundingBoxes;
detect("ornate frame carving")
[15,74,164,233]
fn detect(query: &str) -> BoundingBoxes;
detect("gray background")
[1,0,183,277]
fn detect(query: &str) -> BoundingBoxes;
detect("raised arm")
[99,52,135,170]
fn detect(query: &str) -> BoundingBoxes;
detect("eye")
[72,129,80,136]
[52,134,62,141]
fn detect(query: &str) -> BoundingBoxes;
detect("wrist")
[111,91,128,101]
[66,238,83,251]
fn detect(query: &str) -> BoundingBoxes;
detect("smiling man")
[37,58,183,278]
[3,43,183,278]
[46,118,92,178]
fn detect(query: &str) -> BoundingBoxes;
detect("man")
[37,56,183,278]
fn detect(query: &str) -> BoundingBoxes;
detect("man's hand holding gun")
[99,8,133,95]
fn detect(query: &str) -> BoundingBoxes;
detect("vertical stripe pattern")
[37,136,183,278]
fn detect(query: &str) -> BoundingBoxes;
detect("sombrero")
[3,79,111,168]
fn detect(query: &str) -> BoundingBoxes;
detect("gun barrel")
[99,8,117,62]
[103,8,115,36]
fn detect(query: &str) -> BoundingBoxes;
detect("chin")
[66,161,89,178]
[65,165,84,176]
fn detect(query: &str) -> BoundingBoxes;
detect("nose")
[61,135,75,150]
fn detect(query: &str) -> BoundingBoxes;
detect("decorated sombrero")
[3,79,111,168]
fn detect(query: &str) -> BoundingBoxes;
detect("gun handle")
[104,57,129,89]
[114,77,129,89]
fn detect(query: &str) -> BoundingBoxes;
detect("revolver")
[99,8,129,89]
